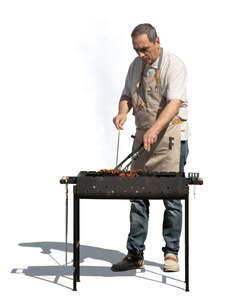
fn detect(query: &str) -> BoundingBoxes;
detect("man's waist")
[136,118,186,130]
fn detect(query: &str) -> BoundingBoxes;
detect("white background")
[0,0,230,299]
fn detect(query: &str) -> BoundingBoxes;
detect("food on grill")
[99,169,143,177]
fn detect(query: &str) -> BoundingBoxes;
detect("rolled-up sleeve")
[120,63,133,109]
[166,58,187,103]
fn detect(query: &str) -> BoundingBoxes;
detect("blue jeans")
[127,141,189,258]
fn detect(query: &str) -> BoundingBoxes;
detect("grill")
[60,170,203,292]
[61,171,202,199]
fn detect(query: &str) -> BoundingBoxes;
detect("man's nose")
[137,51,145,58]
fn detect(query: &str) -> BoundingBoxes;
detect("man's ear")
[155,36,160,45]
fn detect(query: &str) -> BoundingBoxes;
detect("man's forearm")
[143,99,182,151]
[113,99,130,130]
[118,99,130,115]
[150,99,182,134]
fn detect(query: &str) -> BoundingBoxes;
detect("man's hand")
[143,128,158,152]
[113,113,127,130]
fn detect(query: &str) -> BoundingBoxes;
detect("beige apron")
[131,48,181,172]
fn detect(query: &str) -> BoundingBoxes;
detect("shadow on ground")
[11,242,185,291]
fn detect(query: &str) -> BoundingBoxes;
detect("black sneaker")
[111,255,144,272]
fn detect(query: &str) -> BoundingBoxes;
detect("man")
[111,23,189,272]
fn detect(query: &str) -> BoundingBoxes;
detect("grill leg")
[73,186,80,291]
[65,183,68,266]
[185,195,189,292]
[77,194,80,282]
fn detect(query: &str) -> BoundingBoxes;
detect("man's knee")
[163,199,182,210]
[130,199,150,215]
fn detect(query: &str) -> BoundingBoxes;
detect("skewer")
[115,130,120,167]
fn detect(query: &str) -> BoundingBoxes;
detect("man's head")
[131,23,160,65]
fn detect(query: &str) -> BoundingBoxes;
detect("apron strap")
[136,61,146,89]
[155,47,163,90]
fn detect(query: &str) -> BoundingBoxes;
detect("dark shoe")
[111,255,144,272]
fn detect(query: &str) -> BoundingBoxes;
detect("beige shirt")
[120,48,190,140]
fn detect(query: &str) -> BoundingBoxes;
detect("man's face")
[132,34,160,65]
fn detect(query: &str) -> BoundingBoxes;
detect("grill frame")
[60,170,203,292]
[76,173,189,199]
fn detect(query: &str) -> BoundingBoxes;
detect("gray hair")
[131,23,158,43]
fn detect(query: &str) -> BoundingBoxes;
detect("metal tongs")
[114,142,145,171]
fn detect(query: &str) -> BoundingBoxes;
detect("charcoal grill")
[60,169,203,292]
